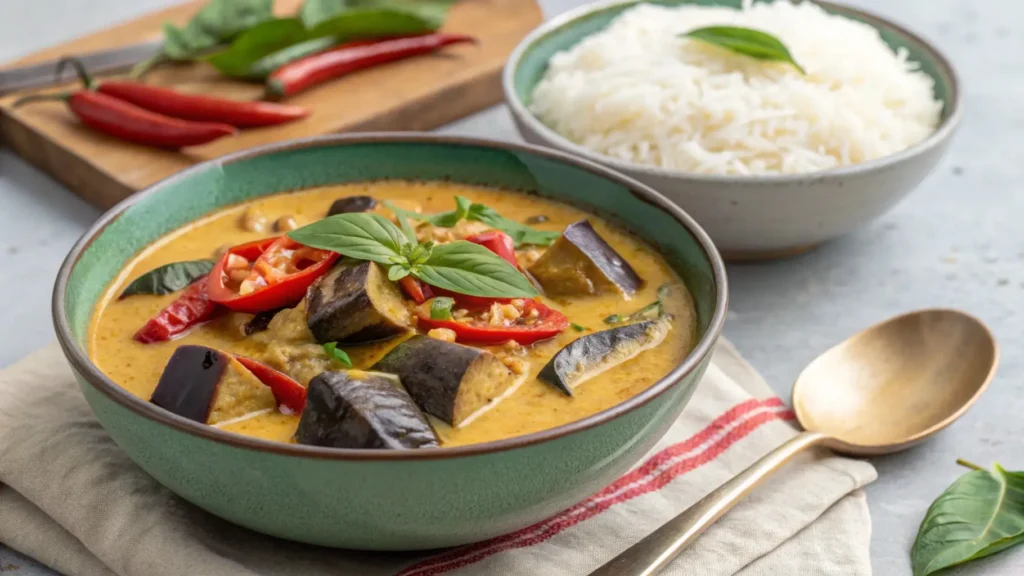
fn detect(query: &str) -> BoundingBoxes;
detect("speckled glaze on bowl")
[504,0,962,259]
[52,134,727,550]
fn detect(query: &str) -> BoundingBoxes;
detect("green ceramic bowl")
[52,134,727,550]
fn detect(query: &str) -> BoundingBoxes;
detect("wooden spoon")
[588,309,998,576]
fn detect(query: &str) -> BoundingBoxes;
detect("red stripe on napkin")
[398,398,795,576]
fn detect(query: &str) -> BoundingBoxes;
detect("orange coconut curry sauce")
[89,181,697,448]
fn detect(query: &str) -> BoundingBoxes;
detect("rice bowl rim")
[503,0,963,183]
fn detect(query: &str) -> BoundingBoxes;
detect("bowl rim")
[502,0,963,183]
[52,133,729,461]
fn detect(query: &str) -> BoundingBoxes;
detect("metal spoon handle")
[587,430,830,576]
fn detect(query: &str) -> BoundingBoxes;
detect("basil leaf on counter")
[682,26,805,74]
[204,18,310,77]
[414,241,538,298]
[301,0,457,29]
[323,342,353,367]
[165,0,275,60]
[119,259,214,298]
[911,460,1024,576]
[430,296,455,320]
[288,213,410,264]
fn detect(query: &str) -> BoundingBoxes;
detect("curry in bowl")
[90,181,697,449]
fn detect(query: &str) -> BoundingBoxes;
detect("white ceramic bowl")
[503,0,962,259]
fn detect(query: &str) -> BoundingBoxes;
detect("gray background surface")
[0,0,1021,574]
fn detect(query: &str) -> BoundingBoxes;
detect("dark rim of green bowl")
[52,133,729,461]
[503,0,963,184]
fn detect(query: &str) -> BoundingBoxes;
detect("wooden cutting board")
[0,0,542,209]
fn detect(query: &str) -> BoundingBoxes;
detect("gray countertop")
[1,0,1021,574]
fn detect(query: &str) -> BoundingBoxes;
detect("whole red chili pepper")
[266,33,478,99]
[133,278,219,343]
[97,81,309,128]
[13,59,236,149]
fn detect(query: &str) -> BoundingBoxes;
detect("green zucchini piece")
[528,219,642,297]
[306,260,411,344]
[538,319,672,395]
[296,370,438,449]
[372,335,517,426]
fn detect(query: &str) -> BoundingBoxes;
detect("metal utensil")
[589,309,998,576]
[0,40,162,97]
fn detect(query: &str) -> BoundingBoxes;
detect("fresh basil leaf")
[308,7,437,40]
[204,18,309,77]
[119,260,214,298]
[468,204,560,247]
[454,195,473,217]
[323,342,353,367]
[413,241,538,298]
[604,284,672,325]
[393,209,418,243]
[430,296,455,320]
[288,213,410,265]
[571,323,586,332]
[303,0,457,30]
[300,0,353,28]
[385,201,461,228]
[912,461,1024,576]
[388,265,411,281]
[164,0,275,61]
[682,26,805,74]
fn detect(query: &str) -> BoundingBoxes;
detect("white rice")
[529,0,943,175]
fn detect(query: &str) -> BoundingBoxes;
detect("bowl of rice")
[504,0,961,259]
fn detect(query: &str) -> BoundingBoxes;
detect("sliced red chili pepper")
[133,278,219,343]
[399,276,434,304]
[97,81,309,128]
[466,231,519,269]
[266,33,478,99]
[236,356,306,414]
[209,236,339,313]
[416,298,568,345]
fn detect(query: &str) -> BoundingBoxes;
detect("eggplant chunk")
[306,261,411,344]
[539,319,671,395]
[328,195,377,216]
[151,345,276,424]
[372,336,517,426]
[296,370,438,449]
[528,220,642,297]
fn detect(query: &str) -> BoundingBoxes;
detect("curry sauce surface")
[89,181,697,446]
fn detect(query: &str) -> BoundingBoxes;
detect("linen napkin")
[0,339,876,576]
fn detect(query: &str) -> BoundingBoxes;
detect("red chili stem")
[266,33,478,99]
[97,81,309,128]
[55,56,95,89]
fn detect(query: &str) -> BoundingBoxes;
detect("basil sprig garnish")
[323,342,352,367]
[682,26,805,74]
[430,297,455,320]
[385,196,560,247]
[289,213,538,298]
[911,459,1024,575]
[119,259,214,298]
[604,284,671,325]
